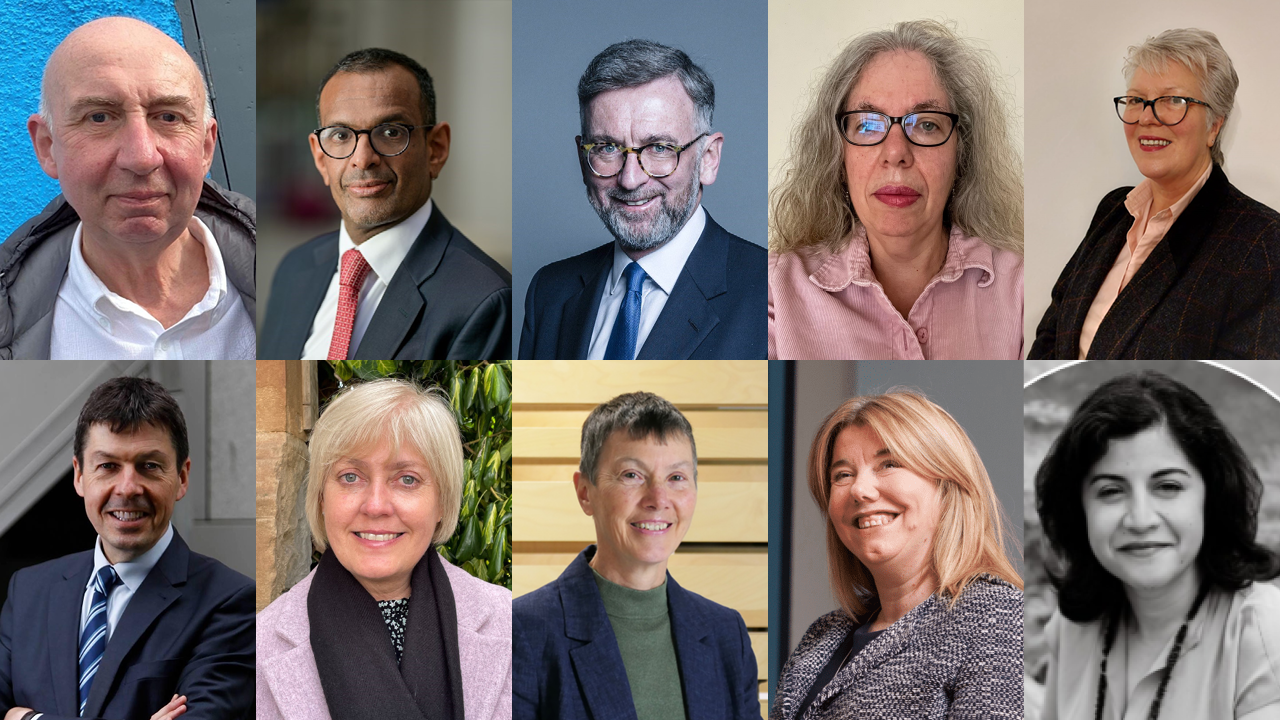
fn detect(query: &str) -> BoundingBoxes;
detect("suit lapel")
[355,206,451,359]
[1058,201,1129,358]
[667,575,717,719]
[446,562,507,718]
[84,534,189,718]
[558,251,611,360]
[50,557,93,716]
[1088,164,1226,357]
[281,236,338,358]
[637,214,726,360]
[562,551,637,720]
[262,642,330,720]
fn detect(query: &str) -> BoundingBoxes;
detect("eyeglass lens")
[318,124,413,158]
[586,143,682,177]
[1117,97,1190,125]
[839,112,955,146]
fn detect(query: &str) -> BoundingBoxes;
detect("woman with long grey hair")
[769,20,1023,360]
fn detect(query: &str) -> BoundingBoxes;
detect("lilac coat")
[256,558,512,720]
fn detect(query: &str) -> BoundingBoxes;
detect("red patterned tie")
[327,248,371,361]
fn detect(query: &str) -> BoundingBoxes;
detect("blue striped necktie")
[79,565,119,716]
[604,262,648,360]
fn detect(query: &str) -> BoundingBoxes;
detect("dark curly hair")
[1035,370,1280,623]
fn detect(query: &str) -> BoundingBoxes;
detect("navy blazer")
[512,546,758,720]
[1029,163,1280,359]
[518,212,767,359]
[259,204,512,360]
[0,531,254,720]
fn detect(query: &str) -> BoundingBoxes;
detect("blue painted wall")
[0,0,184,242]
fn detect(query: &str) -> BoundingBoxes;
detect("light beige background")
[1024,0,1280,350]
[768,0,1025,207]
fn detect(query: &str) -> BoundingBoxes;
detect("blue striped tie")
[79,565,119,716]
[604,262,648,360]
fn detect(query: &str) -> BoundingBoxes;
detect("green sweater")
[592,568,689,720]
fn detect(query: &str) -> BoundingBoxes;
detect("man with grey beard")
[518,39,766,360]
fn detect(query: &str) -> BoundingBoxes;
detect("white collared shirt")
[79,524,174,642]
[587,205,705,360]
[301,198,433,360]
[50,219,255,360]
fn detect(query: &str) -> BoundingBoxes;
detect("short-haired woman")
[256,379,511,720]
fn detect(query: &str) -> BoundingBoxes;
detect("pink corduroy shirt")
[769,225,1023,359]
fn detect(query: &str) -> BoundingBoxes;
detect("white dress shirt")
[301,198,433,360]
[79,524,174,642]
[50,219,255,360]
[587,205,705,360]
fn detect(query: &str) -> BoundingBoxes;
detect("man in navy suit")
[260,48,511,361]
[518,40,766,360]
[513,392,758,720]
[0,377,253,720]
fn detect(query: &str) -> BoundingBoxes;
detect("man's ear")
[308,132,333,187]
[175,458,190,501]
[697,132,724,186]
[573,471,594,516]
[72,456,85,497]
[29,114,59,179]
[427,122,451,179]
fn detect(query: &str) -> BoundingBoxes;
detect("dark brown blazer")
[1029,164,1280,359]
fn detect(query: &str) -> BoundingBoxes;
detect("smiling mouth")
[355,532,404,541]
[107,510,148,522]
[1138,137,1171,150]
[632,521,672,533]
[856,512,899,529]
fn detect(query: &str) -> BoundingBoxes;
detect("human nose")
[849,470,880,503]
[641,479,671,509]
[1121,490,1159,531]
[348,132,383,169]
[360,478,394,516]
[616,150,650,190]
[116,115,164,175]
[879,121,915,166]
[112,465,146,497]
[1137,102,1163,126]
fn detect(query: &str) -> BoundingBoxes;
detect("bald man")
[0,17,255,360]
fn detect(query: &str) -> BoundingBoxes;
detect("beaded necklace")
[1093,584,1210,720]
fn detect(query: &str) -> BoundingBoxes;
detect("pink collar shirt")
[769,224,1023,359]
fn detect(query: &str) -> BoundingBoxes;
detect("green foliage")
[328,360,513,589]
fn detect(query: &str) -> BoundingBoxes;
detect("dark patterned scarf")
[308,547,464,720]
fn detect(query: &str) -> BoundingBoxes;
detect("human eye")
[855,114,887,135]
[647,143,676,155]
[326,127,353,142]
[617,468,646,484]
[1093,482,1125,500]
[97,462,118,471]
[377,124,407,140]
[86,111,113,125]
[397,474,421,487]
[879,458,900,471]
[142,461,163,472]
[831,469,853,485]
[1153,479,1185,496]
[592,142,621,156]
[338,472,360,484]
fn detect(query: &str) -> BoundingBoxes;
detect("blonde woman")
[772,392,1023,719]
[769,20,1023,360]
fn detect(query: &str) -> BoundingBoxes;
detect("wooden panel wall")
[513,361,769,717]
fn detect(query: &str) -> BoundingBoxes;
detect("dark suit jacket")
[518,212,766,359]
[512,546,758,720]
[260,204,512,360]
[1029,164,1280,359]
[0,531,254,720]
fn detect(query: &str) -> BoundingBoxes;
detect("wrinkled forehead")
[45,19,203,113]
[584,76,698,140]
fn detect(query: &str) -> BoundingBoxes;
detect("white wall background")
[1024,0,1280,349]
[768,0,1025,198]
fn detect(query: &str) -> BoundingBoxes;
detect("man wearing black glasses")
[260,48,511,360]
[518,40,765,360]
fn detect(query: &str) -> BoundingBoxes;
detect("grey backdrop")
[1022,360,1280,720]
[511,0,768,350]
[779,360,1025,664]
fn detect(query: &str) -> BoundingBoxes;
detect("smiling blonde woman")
[771,391,1023,719]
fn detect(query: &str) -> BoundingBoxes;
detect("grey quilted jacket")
[0,180,256,359]
[771,576,1023,719]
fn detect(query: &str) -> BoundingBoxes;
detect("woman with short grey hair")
[1030,28,1280,360]
[769,19,1024,360]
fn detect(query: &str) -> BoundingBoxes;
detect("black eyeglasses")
[579,132,709,178]
[1114,96,1211,126]
[313,123,435,159]
[836,111,959,147]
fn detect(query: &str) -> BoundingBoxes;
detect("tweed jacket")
[1029,164,1280,359]
[256,558,511,720]
[771,576,1023,720]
